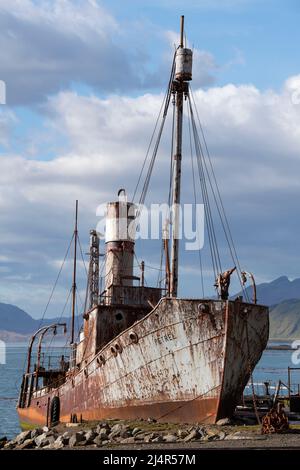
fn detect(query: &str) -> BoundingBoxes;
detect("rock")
[42,426,49,433]
[196,426,206,438]
[184,429,199,442]
[163,434,178,443]
[217,431,226,440]
[152,435,163,443]
[108,423,129,440]
[85,430,97,443]
[98,428,109,439]
[34,433,48,447]
[102,440,110,445]
[216,418,232,426]
[34,433,56,448]
[66,423,79,428]
[187,425,196,433]
[77,440,89,447]
[47,441,64,450]
[144,433,158,443]
[132,428,141,436]
[120,426,132,438]
[120,437,136,444]
[15,430,32,445]
[177,429,188,439]
[31,428,43,439]
[17,438,35,450]
[69,432,86,447]
[96,422,110,433]
[110,423,124,434]
[3,442,15,449]
[54,435,69,447]
[93,436,103,447]
[0,437,7,449]
[204,429,221,441]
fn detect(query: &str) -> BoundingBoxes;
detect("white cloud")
[0,0,220,104]
[1,74,300,314]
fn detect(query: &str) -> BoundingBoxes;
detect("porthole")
[97,355,106,366]
[198,303,209,314]
[129,332,139,344]
[115,343,123,353]
[115,312,123,321]
[111,346,117,357]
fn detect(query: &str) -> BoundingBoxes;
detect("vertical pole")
[170,92,183,297]
[180,15,184,48]
[164,237,171,296]
[89,230,100,309]
[170,17,184,298]
[71,200,78,345]
[288,367,291,404]
[141,261,145,287]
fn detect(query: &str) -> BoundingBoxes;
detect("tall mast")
[170,16,192,297]
[71,200,78,344]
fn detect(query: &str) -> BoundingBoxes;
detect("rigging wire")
[37,233,74,330]
[78,235,88,277]
[186,98,205,298]
[189,88,249,300]
[42,286,72,359]
[18,234,75,378]
[188,96,222,282]
[133,51,176,204]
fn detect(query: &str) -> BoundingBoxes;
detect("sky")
[0,0,300,318]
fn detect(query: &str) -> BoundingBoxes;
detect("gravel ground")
[99,433,300,449]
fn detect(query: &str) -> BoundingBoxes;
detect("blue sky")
[106,0,300,90]
[0,0,300,318]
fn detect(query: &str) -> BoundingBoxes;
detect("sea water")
[0,344,299,440]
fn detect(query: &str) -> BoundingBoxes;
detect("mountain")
[0,302,39,334]
[234,276,300,306]
[269,299,300,340]
[2,275,300,341]
[0,302,80,342]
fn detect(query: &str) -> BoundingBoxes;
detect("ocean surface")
[0,343,299,439]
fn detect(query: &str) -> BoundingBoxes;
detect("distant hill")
[0,302,39,334]
[269,299,300,340]
[2,275,300,341]
[0,302,80,342]
[234,276,300,306]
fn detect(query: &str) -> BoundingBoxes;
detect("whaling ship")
[17,17,269,428]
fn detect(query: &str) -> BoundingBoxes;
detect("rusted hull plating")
[17,298,269,426]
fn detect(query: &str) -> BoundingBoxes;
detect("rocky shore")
[1,418,300,450]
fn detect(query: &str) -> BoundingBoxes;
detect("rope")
[133,50,176,204]
[190,88,249,301]
[188,96,221,281]
[187,99,205,297]
[38,233,74,329]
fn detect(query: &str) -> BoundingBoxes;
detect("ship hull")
[17,298,269,427]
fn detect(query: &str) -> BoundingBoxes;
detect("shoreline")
[2,419,300,450]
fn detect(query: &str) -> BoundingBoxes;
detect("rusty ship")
[17,17,269,428]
